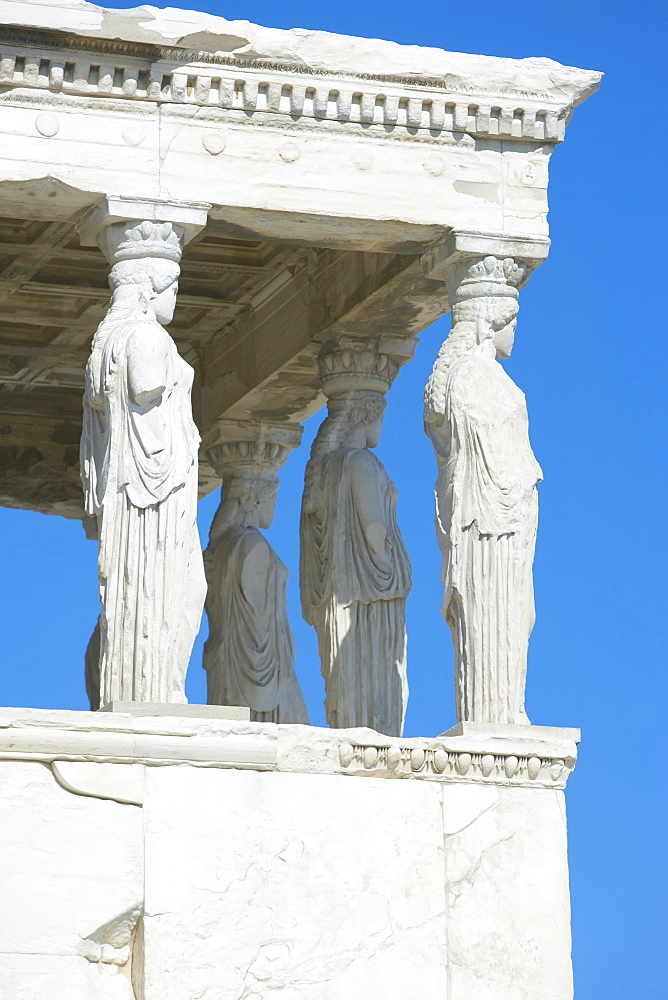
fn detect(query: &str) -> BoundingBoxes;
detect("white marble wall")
[143,768,447,999]
[0,709,575,1000]
[443,783,572,1000]
[0,760,143,1000]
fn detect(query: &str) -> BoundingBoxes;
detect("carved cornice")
[0,26,162,60]
[0,26,573,98]
[0,709,578,789]
[337,740,576,789]
[0,29,571,144]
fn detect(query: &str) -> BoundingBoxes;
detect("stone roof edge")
[2,0,602,110]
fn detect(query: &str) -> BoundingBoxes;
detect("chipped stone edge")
[0,1,602,108]
[0,709,577,789]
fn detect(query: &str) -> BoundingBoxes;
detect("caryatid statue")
[81,219,206,707]
[424,255,543,725]
[203,423,309,724]
[300,338,413,737]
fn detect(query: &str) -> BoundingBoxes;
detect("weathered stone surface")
[443,783,573,1000]
[0,5,598,996]
[0,2,600,519]
[99,701,251,720]
[143,767,446,999]
[0,707,579,785]
[425,254,542,725]
[0,759,142,1000]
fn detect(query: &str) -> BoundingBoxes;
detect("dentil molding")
[0,28,592,145]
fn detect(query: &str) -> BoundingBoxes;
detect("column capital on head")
[421,229,550,286]
[202,418,303,480]
[76,195,211,254]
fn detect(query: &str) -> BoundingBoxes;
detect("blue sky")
[1,0,666,996]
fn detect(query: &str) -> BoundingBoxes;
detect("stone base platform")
[0,707,578,1000]
[99,701,251,720]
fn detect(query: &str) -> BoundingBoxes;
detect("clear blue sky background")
[1,0,666,996]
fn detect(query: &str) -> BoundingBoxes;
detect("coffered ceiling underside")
[0,213,310,517]
[0,210,446,519]
[0,213,306,400]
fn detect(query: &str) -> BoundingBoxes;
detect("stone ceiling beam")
[198,248,447,429]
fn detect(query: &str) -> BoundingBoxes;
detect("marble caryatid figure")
[203,424,309,723]
[301,340,411,736]
[81,220,206,706]
[424,255,543,725]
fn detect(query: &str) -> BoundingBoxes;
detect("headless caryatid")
[424,255,542,725]
[81,220,206,707]
[301,341,412,736]
[203,426,308,723]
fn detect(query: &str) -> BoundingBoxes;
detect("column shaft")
[300,335,415,736]
[80,217,206,706]
[424,254,541,724]
[203,420,308,723]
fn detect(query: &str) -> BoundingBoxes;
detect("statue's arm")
[85,344,106,411]
[350,451,390,564]
[127,326,169,407]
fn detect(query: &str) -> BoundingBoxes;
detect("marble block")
[143,767,447,999]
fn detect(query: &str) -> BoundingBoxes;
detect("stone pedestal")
[0,707,577,1000]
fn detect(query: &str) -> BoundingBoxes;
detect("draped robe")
[203,523,309,723]
[81,314,206,705]
[300,447,411,736]
[428,353,542,724]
